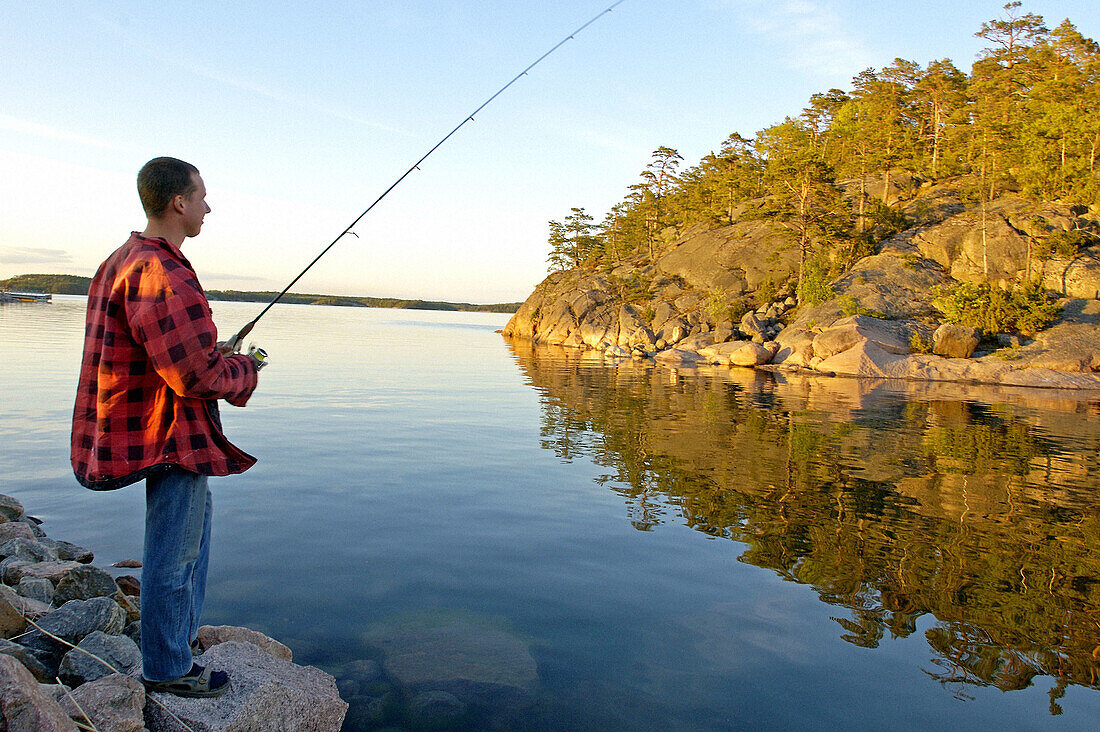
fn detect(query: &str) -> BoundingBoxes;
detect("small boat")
[0,290,52,304]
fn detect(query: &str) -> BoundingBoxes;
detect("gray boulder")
[0,654,77,731]
[5,560,84,585]
[0,639,52,682]
[58,673,145,732]
[58,631,141,686]
[0,522,36,544]
[811,316,911,361]
[933,323,981,358]
[145,641,347,732]
[0,537,60,564]
[653,349,704,365]
[52,565,119,605]
[36,598,127,644]
[41,539,94,564]
[0,495,23,523]
[18,576,56,606]
[22,597,127,674]
[0,583,50,619]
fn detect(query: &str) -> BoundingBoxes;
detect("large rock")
[0,522,35,544]
[58,631,141,686]
[0,537,60,564]
[6,560,84,585]
[0,654,78,731]
[22,598,127,674]
[18,577,56,606]
[811,316,911,361]
[35,598,127,644]
[145,641,346,732]
[58,673,145,732]
[772,328,817,367]
[197,625,292,662]
[52,565,119,604]
[740,311,767,338]
[41,539,94,564]
[0,583,50,619]
[0,594,26,639]
[0,495,23,523]
[730,342,775,367]
[933,323,980,358]
[0,639,52,682]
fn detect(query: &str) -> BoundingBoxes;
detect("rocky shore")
[503,190,1100,390]
[0,492,347,731]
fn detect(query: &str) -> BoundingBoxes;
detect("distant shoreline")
[0,274,521,314]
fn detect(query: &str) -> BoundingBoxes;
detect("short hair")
[137,157,199,217]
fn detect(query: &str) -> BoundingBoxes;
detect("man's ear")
[171,194,187,215]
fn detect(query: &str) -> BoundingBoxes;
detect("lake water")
[2,296,1100,730]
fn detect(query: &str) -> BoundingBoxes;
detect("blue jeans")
[141,467,212,682]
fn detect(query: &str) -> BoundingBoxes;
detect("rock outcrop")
[145,641,347,732]
[505,185,1100,389]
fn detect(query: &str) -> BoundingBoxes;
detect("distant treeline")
[0,274,91,295]
[0,274,520,313]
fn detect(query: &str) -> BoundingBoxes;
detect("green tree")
[758,118,853,295]
[546,219,569,271]
[912,59,968,178]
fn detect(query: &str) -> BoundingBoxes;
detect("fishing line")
[227,0,628,349]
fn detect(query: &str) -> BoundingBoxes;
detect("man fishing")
[71,157,267,697]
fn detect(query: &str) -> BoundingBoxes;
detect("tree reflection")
[508,340,1100,708]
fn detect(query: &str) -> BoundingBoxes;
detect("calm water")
[2,296,1100,730]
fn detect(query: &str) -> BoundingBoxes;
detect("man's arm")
[128,277,259,406]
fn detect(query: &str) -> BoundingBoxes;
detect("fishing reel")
[247,344,270,371]
[216,338,269,370]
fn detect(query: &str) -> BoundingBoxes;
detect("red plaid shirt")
[72,232,259,490]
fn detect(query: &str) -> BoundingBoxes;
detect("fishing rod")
[225,0,628,351]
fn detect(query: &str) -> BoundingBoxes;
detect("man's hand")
[216,338,242,355]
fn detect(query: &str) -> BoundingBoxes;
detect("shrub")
[839,295,887,319]
[797,260,835,307]
[753,278,781,308]
[909,332,934,354]
[931,280,1061,336]
[1033,230,1099,261]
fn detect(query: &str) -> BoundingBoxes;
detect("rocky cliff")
[504,183,1100,388]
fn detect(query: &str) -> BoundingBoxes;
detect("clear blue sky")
[1,1,1096,302]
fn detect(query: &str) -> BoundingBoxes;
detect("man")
[72,157,266,697]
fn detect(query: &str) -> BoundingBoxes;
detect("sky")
[2,1,1097,303]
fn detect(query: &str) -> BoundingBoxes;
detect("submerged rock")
[365,609,538,722]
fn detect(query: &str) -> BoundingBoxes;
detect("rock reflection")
[507,339,1100,707]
